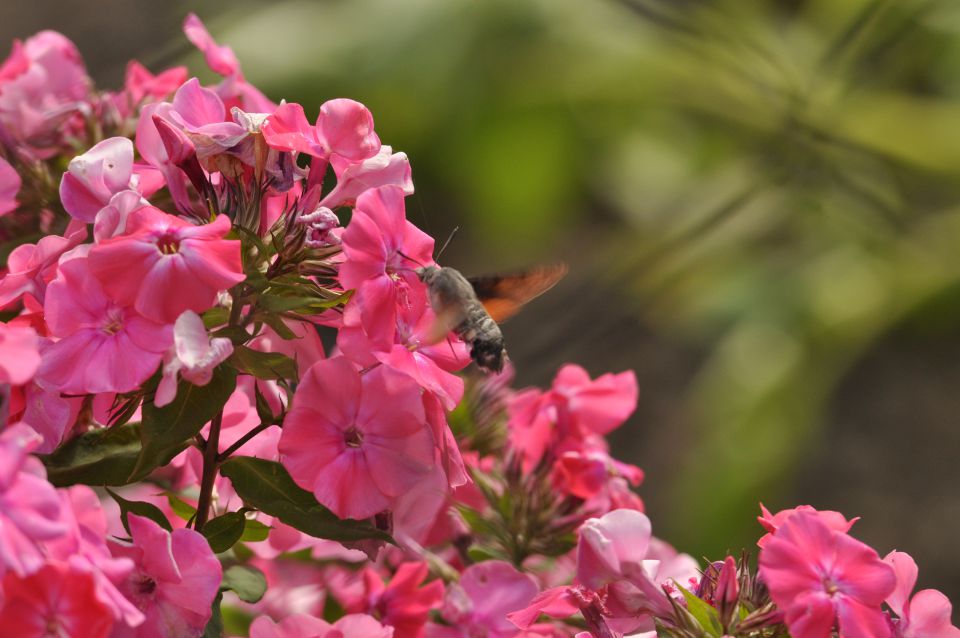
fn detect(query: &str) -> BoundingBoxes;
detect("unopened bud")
[153,114,195,166]
[716,556,739,628]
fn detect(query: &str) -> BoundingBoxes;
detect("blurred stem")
[194,409,224,532]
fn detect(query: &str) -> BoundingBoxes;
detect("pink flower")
[0,155,20,216]
[430,561,539,638]
[0,322,40,385]
[250,613,394,638]
[350,562,444,638]
[0,423,65,578]
[0,220,86,307]
[339,185,435,344]
[757,503,858,548]
[88,207,244,323]
[182,14,240,77]
[279,356,436,520]
[40,255,172,394]
[109,514,222,638]
[119,60,187,111]
[884,551,960,638]
[155,311,234,407]
[262,100,380,162]
[0,562,115,638]
[508,365,638,470]
[759,511,896,638]
[318,145,413,210]
[59,137,143,223]
[0,31,90,157]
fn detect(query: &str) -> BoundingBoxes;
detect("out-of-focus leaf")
[201,592,224,638]
[40,423,142,486]
[166,493,197,522]
[241,519,271,542]
[221,564,267,604]
[106,488,172,534]
[219,457,392,543]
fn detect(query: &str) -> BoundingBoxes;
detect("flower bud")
[716,555,739,628]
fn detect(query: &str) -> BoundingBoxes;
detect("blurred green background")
[5,0,960,603]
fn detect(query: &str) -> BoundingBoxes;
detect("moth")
[416,263,568,373]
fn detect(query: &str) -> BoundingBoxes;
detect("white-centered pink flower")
[0,155,21,217]
[155,310,234,407]
[88,206,244,323]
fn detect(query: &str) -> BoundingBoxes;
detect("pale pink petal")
[0,155,21,216]
[182,14,240,77]
[884,551,918,619]
[316,98,380,161]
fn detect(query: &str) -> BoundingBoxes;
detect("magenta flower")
[0,155,21,217]
[757,503,858,548]
[182,14,240,77]
[508,364,638,470]
[88,206,244,323]
[0,30,90,157]
[0,322,40,385]
[40,254,172,394]
[429,561,539,638]
[0,220,86,307]
[350,562,444,638]
[759,510,896,638]
[318,145,414,210]
[279,357,436,520]
[884,551,960,638]
[0,423,65,579]
[262,100,380,162]
[250,613,394,638]
[0,562,115,638]
[109,514,222,638]
[339,185,435,344]
[59,137,142,223]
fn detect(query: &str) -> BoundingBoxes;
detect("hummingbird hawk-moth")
[416,263,568,373]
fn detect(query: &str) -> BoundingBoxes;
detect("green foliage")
[230,346,298,381]
[41,422,143,487]
[129,365,238,481]
[219,457,392,543]
[106,488,172,534]
[202,512,247,553]
[221,564,267,604]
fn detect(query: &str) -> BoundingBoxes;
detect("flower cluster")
[0,14,957,638]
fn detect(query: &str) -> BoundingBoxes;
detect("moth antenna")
[396,250,426,268]
[436,226,460,261]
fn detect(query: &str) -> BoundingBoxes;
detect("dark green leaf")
[241,519,271,542]
[220,564,267,603]
[40,423,143,486]
[106,488,172,534]
[202,591,224,638]
[230,346,297,381]
[129,365,237,481]
[253,383,276,424]
[203,512,246,553]
[202,306,230,329]
[219,457,392,543]
[257,313,296,339]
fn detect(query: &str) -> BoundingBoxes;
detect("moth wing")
[423,304,467,346]
[468,262,568,323]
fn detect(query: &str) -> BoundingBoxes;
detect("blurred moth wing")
[417,263,567,372]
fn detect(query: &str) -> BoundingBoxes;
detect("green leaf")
[166,494,197,522]
[241,519,271,542]
[202,306,230,329]
[203,512,247,553]
[40,423,143,487]
[257,313,297,339]
[221,564,267,603]
[676,583,723,638]
[106,488,172,534]
[259,290,352,314]
[202,591,224,638]
[129,365,237,481]
[219,457,392,543]
[253,382,276,424]
[230,346,298,381]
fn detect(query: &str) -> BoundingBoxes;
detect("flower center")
[101,308,124,335]
[344,426,363,448]
[823,578,840,596]
[137,576,157,596]
[156,233,180,255]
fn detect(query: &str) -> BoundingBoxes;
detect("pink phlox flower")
[508,365,638,471]
[0,219,86,307]
[39,254,172,394]
[0,322,40,385]
[300,206,342,248]
[431,561,539,638]
[163,78,247,162]
[88,206,244,323]
[757,503,859,548]
[0,423,65,578]
[16,380,82,453]
[758,510,896,638]
[59,137,147,224]
[0,31,90,158]
[155,310,234,407]
[506,584,585,630]
[262,99,381,163]
[553,448,644,503]
[109,514,222,638]
[250,613,395,638]
[349,562,443,638]
[0,561,115,638]
[339,185,435,345]
[318,145,413,210]
[883,551,960,638]
[0,155,20,216]
[116,60,188,115]
[43,486,144,628]
[279,356,436,520]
